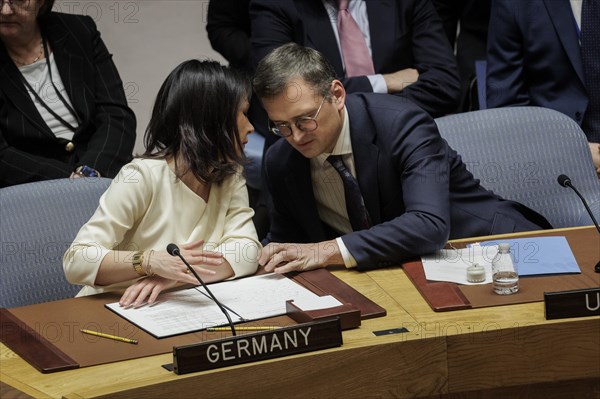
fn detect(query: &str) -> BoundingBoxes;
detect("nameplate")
[544,287,600,320]
[172,319,342,375]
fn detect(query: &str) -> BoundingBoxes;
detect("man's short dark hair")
[253,43,337,100]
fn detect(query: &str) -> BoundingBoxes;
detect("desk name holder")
[285,298,361,330]
[544,287,600,320]
[172,318,342,375]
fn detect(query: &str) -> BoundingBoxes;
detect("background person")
[432,0,491,112]
[250,0,461,119]
[486,0,600,177]
[0,0,136,187]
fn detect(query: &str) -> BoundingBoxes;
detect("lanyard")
[19,36,82,133]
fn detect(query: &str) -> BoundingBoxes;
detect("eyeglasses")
[269,96,327,138]
[1,0,31,10]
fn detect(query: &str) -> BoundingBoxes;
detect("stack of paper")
[106,274,341,338]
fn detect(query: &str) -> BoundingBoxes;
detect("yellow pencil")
[206,326,281,332]
[80,329,138,344]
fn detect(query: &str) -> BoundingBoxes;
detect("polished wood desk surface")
[1,227,599,399]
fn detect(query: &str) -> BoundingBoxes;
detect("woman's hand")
[119,276,177,307]
[148,239,226,285]
[118,239,235,307]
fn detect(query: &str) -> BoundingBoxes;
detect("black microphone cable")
[167,243,237,335]
[557,175,600,272]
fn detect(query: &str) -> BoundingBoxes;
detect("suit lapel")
[345,97,381,225]
[298,0,345,76]
[0,45,55,138]
[284,150,329,241]
[366,0,395,72]
[543,0,585,84]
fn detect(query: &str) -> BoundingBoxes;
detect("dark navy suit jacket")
[250,0,461,118]
[486,0,590,132]
[0,13,136,187]
[264,94,551,270]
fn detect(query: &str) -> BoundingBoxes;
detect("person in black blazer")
[486,0,600,176]
[0,0,136,187]
[207,0,252,72]
[254,44,550,273]
[432,0,491,112]
[250,0,461,119]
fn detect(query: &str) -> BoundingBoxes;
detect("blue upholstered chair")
[0,178,111,308]
[435,106,600,228]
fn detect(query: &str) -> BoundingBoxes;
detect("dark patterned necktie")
[327,155,371,231]
[581,0,600,142]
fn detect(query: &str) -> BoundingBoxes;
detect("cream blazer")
[63,158,261,296]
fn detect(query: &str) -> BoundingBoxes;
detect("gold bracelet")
[132,251,146,276]
[145,250,155,277]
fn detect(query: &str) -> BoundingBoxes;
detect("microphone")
[557,175,600,273]
[167,243,237,335]
[557,175,600,233]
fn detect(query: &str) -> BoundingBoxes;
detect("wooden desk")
[1,227,599,399]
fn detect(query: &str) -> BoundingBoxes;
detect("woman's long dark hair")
[143,60,250,184]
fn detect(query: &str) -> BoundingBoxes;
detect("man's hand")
[259,240,344,273]
[383,68,419,93]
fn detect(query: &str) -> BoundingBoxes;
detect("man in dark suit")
[486,0,600,176]
[0,5,136,187]
[250,0,461,119]
[255,44,550,273]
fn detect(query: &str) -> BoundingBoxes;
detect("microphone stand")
[558,175,600,273]
[168,245,237,335]
[565,183,600,273]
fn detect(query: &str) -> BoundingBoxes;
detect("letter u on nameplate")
[544,287,600,320]
[172,319,343,375]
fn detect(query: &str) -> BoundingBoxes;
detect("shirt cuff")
[336,237,358,268]
[367,74,388,93]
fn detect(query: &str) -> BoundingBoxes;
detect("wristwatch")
[74,165,100,177]
[132,251,147,276]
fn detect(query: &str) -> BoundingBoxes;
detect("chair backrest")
[435,106,600,228]
[0,178,111,308]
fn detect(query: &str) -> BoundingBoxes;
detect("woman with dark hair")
[64,60,260,306]
[0,0,136,187]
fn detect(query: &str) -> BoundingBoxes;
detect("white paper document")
[290,295,342,311]
[106,274,339,338]
[421,236,581,285]
[421,244,496,285]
